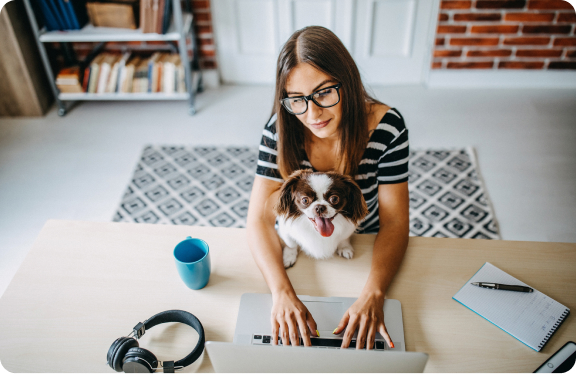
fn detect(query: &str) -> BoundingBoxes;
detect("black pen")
[471,282,534,293]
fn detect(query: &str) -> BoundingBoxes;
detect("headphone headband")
[141,310,205,368]
[108,310,204,373]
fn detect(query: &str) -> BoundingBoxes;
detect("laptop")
[205,293,428,372]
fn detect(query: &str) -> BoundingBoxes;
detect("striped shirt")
[256,108,409,234]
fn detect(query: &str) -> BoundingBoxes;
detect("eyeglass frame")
[280,83,342,115]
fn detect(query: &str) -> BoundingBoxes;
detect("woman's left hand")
[333,291,394,350]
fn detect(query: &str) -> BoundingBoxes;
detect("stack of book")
[34,0,88,31]
[140,0,172,34]
[82,52,186,94]
[56,66,83,93]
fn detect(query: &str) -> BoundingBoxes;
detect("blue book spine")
[147,60,154,93]
[72,0,89,28]
[36,0,59,31]
[162,0,172,34]
[63,0,80,29]
[56,0,73,30]
[46,0,65,30]
[63,0,80,30]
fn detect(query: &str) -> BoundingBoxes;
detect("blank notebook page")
[453,262,570,351]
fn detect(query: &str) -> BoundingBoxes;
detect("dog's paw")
[337,244,354,259]
[283,246,298,268]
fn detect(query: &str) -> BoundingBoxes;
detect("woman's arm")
[333,181,409,349]
[246,176,318,346]
[246,176,287,294]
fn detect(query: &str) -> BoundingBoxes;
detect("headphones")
[107,310,205,373]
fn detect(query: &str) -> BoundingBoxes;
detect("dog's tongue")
[315,217,334,237]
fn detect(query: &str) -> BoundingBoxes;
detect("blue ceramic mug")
[174,236,211,290]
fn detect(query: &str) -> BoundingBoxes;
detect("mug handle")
[186,236,192,239]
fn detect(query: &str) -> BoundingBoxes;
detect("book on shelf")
[34,0,88,31]
[162,54,183,94]
[139,0,171,33]
[82,65,91,92]
[120,56,141,93]
[133,57,150,93]
[87,53,106,93]
[147,52,161,92]
[97,53,121,94]
[140,0,151,32]
[70,51,185,95]
[63,0,86,30]
[107,51,131,93]
[162,54,177,93]
[56,66,84,93]
[35,0,59,31]
[161,0,172,34]
[154,53,171,92]
[106,58,120,93]
[47,0,66,29]
[151,0,159,33]
[55,0,73,29]
[118,52,133,92]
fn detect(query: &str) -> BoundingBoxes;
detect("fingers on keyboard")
[253,335,388,350]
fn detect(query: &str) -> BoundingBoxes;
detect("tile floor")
[1,84,575,298]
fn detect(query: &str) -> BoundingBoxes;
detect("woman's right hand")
[246,177,317,346]
[271,291,319,347]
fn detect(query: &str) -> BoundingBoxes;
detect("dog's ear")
[274,169,308,218]
[338,174,368,225]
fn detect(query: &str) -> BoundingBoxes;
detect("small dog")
[274,169,368,268]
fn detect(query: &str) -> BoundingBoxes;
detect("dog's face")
[274,170,368,237]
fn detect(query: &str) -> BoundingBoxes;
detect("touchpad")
[303,301,343,333]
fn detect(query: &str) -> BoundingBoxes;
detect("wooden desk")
[0,220,574,372]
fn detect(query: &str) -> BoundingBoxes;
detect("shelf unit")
[22,0,202,116]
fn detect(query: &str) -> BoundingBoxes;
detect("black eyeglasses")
[280,83,342,115]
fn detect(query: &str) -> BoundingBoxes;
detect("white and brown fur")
[274,169,368,268]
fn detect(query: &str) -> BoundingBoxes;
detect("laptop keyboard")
[252,335,388,350]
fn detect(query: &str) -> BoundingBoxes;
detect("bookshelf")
[22,0,202,116]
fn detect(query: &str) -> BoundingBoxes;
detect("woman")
[246,26,409,351]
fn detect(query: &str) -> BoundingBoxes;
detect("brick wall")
[191,0,216,69]
[433,0,576,70]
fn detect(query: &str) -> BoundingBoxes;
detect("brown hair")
[272,26,383,179]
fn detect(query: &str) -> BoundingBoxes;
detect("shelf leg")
[22,0,69,116]
[173,0,197,115]
[196,69,204,93]
[57,104,67,117]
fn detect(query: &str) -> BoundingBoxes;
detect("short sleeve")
[255,113,284,182]
[377,109,409,184]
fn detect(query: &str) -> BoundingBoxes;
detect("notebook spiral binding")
[538,309,570,350]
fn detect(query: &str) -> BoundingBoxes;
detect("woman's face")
[285,63,342,141]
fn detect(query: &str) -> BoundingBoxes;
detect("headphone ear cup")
[108,337,139,372]
[107,337,124,367]
[123,347,159,373]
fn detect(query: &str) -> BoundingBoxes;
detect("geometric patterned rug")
[407,147,500,239]
[112,145,501,239]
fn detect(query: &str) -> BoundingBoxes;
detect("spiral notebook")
[453,262,570,352]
